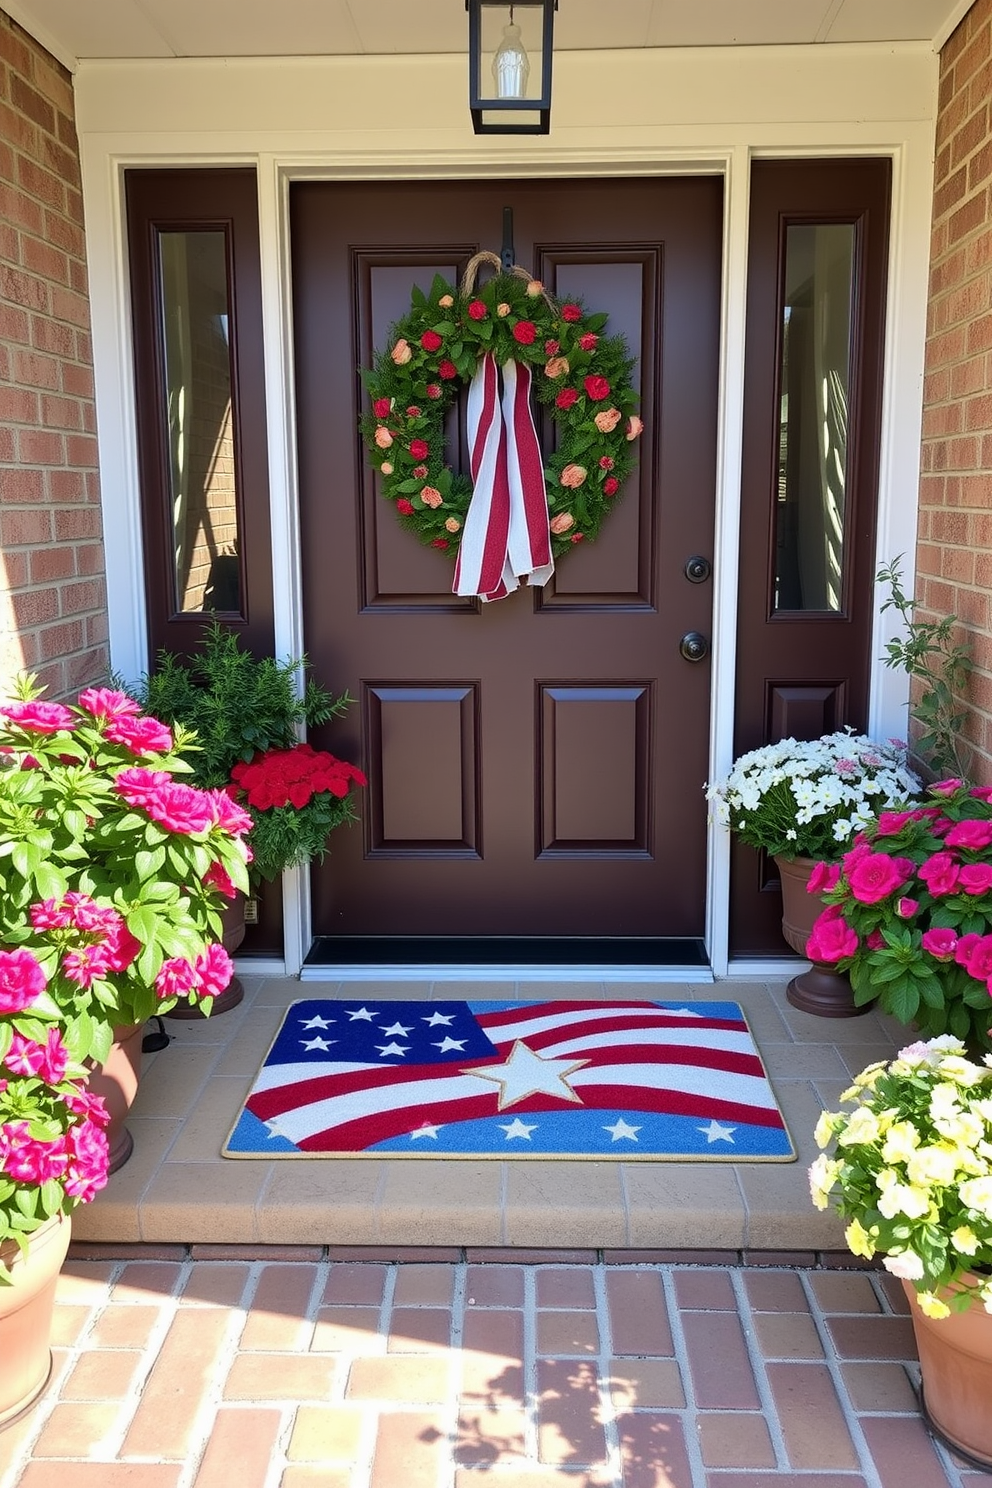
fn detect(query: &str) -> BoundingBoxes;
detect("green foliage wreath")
[360,264,643,559]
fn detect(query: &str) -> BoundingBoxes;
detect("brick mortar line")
[591,1258,624,1488]
[726,1263,797,1473]
[441,1260,469,1488]
[521,1261,541,1469]
[798,1267,894,1488]
[658,1267,709,1487]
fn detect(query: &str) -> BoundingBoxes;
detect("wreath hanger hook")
[501,205,515,271]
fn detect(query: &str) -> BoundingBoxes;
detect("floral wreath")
[360,254,643,563]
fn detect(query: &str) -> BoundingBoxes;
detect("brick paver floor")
[1,1246,990,1488]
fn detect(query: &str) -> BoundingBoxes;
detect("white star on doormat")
[300,1014,334,1029]
[376,1042,409,1059]
[434,1037,467,1053]
[346,1006,375,1021]
[409,1123,441,1140]
[603,1117,641,1142]
[380,1021,412,1037]
[698,1120,736,1144]
[300,1035,334,1052]
[423,1011,455,1026]
[499,1117,538,1140]
[464,1041,589,1111]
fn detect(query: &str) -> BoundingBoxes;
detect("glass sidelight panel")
[158,230,242,615]
[773,223,855,613]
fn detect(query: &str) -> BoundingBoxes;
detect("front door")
[292,177,722,945]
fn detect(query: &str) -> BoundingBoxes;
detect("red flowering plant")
[228,742,367,882]
[360,268,642,557]
[806,780,992,1051]
[0,677,252,1071]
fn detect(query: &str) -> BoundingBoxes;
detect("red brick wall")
[920,0,992,782]
[0,8,107,701]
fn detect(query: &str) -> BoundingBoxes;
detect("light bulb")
[492,20,530,99]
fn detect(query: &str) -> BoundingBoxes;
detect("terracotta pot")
[903,1278,992,1468]
[164,892,246,1020]
[86,1023,144,1174]
[773,853,868,1018]
[0,1215,72,1431]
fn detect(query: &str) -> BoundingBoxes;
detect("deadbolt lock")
[684,555,712,584]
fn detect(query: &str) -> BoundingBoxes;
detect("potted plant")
[805,779,992,1051]
[705,731,922,1014]
[0,679,253,1167]
[0,982,111,1426]
[810,1035,992,1465]
[127,624,366,1002]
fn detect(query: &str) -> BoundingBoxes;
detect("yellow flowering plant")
[810,1035,992,1318]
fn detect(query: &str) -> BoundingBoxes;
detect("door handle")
[684,555,712,584]
[679,631,709,663]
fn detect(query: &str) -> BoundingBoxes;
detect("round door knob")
[684,555,712,584]
[679,631,709,663]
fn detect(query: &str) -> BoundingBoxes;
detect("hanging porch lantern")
[466,0,557,135]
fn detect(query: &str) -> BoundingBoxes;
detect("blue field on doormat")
[224,999,795,1162]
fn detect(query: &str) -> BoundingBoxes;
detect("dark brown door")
[731,159,892,955]
[291,178,722,943]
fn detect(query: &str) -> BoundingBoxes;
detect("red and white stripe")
[453,353,554,603]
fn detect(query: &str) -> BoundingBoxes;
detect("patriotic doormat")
[223,999,795,1162]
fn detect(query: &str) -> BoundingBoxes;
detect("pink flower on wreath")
[0,948,46,1013]
[806,861,841,896]
[544,339,560,355]
[945,818,992,850]
[626,415,644,441]
[77,688,141,721]
[195,943,234,1000]
[559,464,587,489]
[412,464,428,479]
[426,383,442,399]
[594,407,622,433]
[846,852,911,904]
[544,356,571,380]
[104,714,174,756]
[374,426,393,449]
[579,332,598,351]
[958,863,992,895]
[962,934,992,982]
[1,700,74,733]
[155,957,200,1001]
[420,487,444,509]
[918,851,961,896]
[922,927,958,962]
[806,906,858,963]
[549,512,575,534]
[599,456,615,470]
[603,477,620,496]
[406,406,421,419]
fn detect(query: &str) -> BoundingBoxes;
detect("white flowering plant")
[705,731,922,861]
[810,1036,992,1318]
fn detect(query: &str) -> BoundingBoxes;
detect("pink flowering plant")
[807,780,992,1051]
[810,1035,992,1318]
[0,990,110,1270]
[0,677,252,1070]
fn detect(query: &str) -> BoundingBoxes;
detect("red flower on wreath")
[426,383,442,399]
[579,333,598,351]
[468,300,487,320]
[603,477,620,496]
[561,304,581,322]
[373,397,391,418]
[409,439,429,459]
[584,375,611,401]
[396,499,415,515]
[555,388,579,410]
[421,330,443,352]
[438,361,457,379]
[431,538,450,550]
[512,321,537,345]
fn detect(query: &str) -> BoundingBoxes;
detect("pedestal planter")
[903,1279,992,1469]
[86,1023,144,1174]
[774,853,867,1018]
[164,892,246,1021]
[0,1216,72,1432]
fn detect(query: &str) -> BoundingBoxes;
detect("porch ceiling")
[2,0,974,72]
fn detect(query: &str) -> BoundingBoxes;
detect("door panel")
[291,178,722,943]
[731,159,891,956]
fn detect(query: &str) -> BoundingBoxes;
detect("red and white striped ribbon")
[453,353,554,603]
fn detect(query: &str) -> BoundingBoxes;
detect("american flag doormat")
[223,999,795,1162]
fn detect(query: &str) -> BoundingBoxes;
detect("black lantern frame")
[466,0,557,135]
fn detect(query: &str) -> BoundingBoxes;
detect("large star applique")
[463,1040,589,1111]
